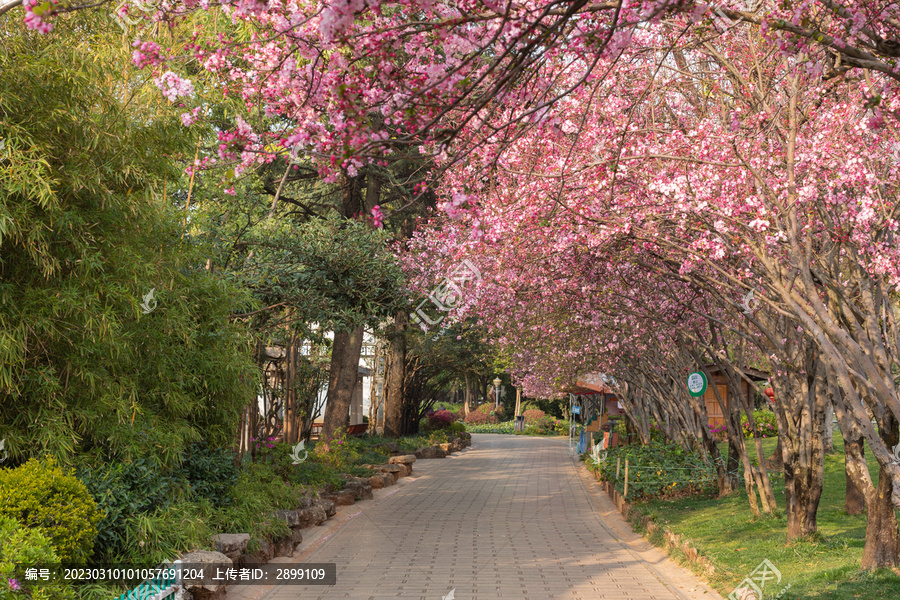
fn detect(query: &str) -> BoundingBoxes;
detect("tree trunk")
[783,458,824,540]
[777,359,827,541]
[478,375,490,404]
[285,333,303,445]
[844,432,866,516]
[707,436,735,498]
[861,414,900,569]
[767,437,784,471]
[861,463,900,569]
[861,462,900,570]
[726,426,741,491]
[624,417,638,445]
[383,311,407,437]
[321,326,364,444]
[826,361,898,568]
[463,374,471,416]
[824,399,834,452]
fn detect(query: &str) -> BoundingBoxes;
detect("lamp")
[493,377,502,408]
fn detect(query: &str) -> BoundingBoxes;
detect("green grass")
[626,433,900,599]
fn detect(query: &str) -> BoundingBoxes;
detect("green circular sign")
[687,371,708,397]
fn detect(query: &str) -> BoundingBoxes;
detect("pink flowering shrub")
[707,423,728,442]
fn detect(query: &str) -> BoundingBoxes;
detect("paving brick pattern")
[264,434,687,600]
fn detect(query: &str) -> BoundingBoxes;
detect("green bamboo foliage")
[0,14,256,466]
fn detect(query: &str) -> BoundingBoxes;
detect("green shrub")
[76,458,189,561]
[118,500,214,568]
[206,495,291,544]
[310,434,359,473]
[0,458,101,565]
[588,440,717,500]
[466,420,515,434]
[741,410,779,439]
[235,463,304,508]
[448,421,467,435]
[0,515,75,600]
[352,446,390,467]
[554,419,572,436]
[181,443,238,506]
[428,430,448,445]
[523,415,563,435]
[346,465,376,477]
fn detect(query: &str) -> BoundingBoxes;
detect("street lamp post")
[493,377,502,408]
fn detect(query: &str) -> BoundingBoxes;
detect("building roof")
[702,364,770,382]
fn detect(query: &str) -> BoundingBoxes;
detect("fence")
[588,454,722,500]
[115,561,182,600]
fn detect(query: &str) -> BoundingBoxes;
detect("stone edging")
[588,471,717,578]
[178,433,473,600]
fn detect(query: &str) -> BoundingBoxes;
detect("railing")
[115,561,182,600]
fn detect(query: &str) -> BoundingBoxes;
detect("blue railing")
[115,561,182,600]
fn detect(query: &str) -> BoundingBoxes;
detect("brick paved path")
[262,434,716,600]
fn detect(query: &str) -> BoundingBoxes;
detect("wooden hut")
[701,366,769,427]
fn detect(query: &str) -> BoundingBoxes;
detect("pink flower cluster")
[440,192,472,220]
[370,205,384,228]
[154,71,195,102]
[181,106,202,127]
[23,0,55,34]
[132,40,162,69]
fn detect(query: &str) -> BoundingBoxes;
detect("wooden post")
[624,460,629,499]
[617,457,621,479]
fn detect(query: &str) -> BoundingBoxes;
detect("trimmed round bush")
[0,457,101,565]
[522,409,546,422]
[464,411,498,425]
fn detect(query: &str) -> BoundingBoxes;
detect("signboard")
[687,371,708,397]
[572,405,581,415]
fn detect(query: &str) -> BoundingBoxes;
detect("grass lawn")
[626,433,900,600]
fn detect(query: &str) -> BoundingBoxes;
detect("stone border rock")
[413,433,471,460]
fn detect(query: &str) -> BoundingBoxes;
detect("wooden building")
[701,366,769,427]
